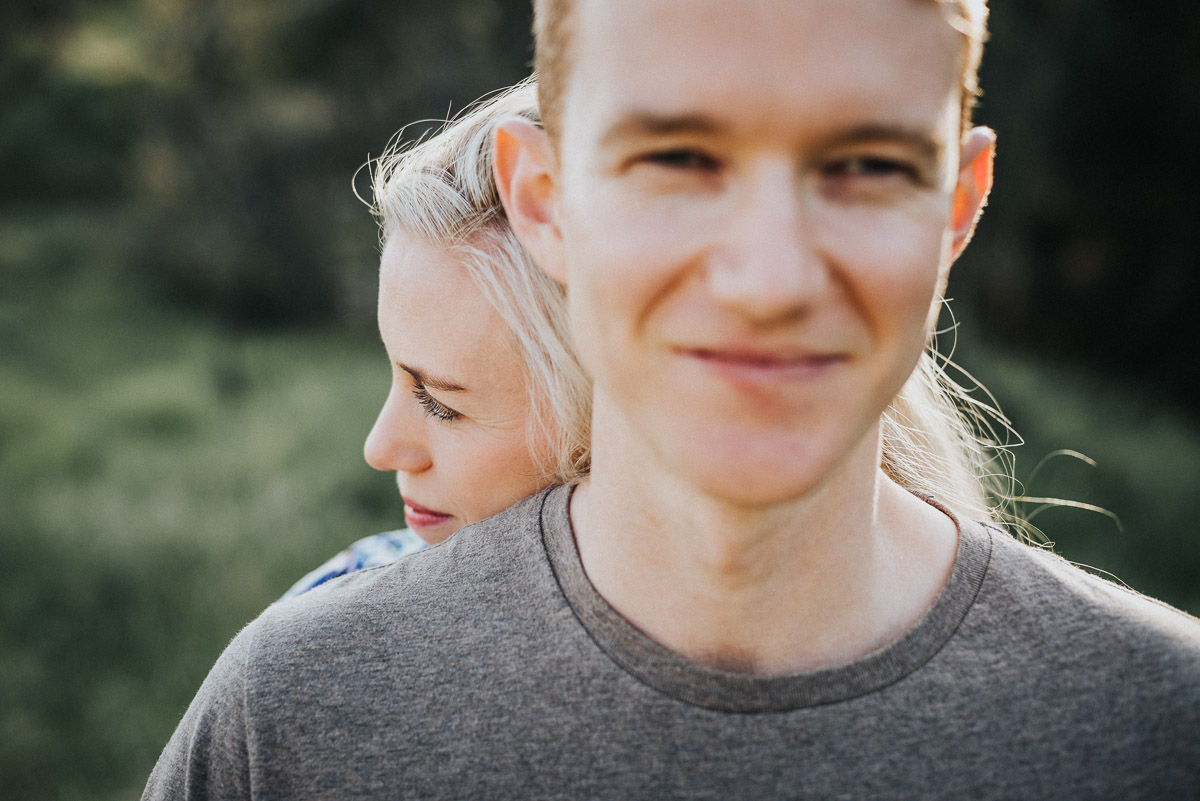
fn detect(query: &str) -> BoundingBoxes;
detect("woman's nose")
[363,386,433,474]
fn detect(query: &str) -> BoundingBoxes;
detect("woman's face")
[363,232,554,543]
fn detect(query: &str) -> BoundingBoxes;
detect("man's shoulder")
[247,488,556,671]
[975,521,1200,672]
[942,523,1200,783]
[142,489,572,798]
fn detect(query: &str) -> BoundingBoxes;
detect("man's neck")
[571,406,958,675]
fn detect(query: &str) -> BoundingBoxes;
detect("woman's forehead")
[378,234,520,391]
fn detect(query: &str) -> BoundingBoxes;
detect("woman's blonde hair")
[369,77,592,484]
[369,76,1012,524]
[883,340,1013,525]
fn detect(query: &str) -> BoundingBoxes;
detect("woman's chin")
[403,510,460,544]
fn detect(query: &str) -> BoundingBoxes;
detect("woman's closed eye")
[413,385,461,422]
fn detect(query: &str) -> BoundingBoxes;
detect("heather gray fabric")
[144,485,1200,800]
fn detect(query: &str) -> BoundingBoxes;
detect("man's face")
[552,0,974,504]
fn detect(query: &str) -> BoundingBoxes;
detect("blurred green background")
[2,0,1198,798]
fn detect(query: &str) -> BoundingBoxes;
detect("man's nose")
[707,161,830,323]
[363,385,433,474]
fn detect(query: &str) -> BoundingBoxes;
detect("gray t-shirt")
[144,485,1200,799]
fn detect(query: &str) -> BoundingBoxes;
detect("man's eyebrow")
[599,115,948,164]
[397,363,468,393]
[598,111,724,148]
[823,124,947,164]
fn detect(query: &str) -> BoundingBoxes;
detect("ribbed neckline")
[539,483,993,713]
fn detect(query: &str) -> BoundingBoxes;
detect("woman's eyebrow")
[397,363,468,393]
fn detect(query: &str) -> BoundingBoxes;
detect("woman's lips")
[402,499,454,531]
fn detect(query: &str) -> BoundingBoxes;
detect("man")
[145,1,1200,797]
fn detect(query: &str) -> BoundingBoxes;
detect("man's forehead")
[564,0,963,144]
[571,0,962,54]
[570,0,966,35]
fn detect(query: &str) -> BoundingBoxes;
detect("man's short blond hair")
[533,0,989,141]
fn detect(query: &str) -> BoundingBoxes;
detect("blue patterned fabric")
[281,529,427,601]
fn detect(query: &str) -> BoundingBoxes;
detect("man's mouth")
[681,346,846,382]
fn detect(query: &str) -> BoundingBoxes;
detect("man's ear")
[947,126,996,262]
[494,118,567,284]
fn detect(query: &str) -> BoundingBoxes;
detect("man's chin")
[667,440,837,509]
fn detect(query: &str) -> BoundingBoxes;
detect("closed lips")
[403,499,452,520]
[687,348,844,366]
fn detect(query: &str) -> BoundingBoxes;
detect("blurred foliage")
[2,0,1199,799]
[951,327,1200,614]
[964,0,1200,407]
[1,209,401,799]
[3,0,535,325]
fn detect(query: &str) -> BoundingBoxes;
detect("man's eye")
[642,149,719,171]
[412,386,460,422]
[824,155,917,180]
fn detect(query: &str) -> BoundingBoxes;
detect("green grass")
[2,209,1198,799]
[963,339,1200,614]
[1,320,403,799]
[1,213,402,799]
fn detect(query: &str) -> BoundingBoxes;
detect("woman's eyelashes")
[412,385,461,422]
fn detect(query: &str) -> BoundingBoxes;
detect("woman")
[283,79,591,599]
[283,77,1010,601]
